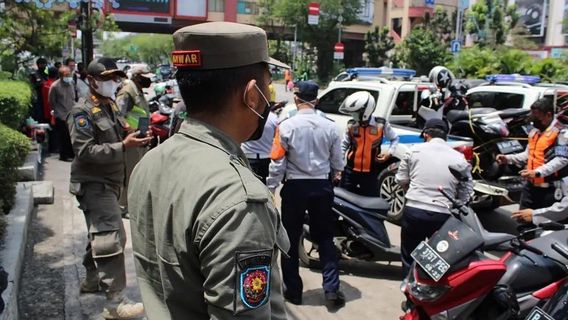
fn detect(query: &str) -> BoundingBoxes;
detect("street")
[16,82,520,319]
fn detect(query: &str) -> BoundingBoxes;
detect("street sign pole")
[80,1,93,64]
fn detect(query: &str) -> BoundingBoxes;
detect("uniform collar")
[178,118,247,160]
[429,137,446,144]
[297,108,316,115]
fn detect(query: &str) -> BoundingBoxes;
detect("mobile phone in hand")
[137,117,149,138]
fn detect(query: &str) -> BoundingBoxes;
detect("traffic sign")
[308,2,320,25]
[425,0,435,5]
[334,42,344,60]
[451,40,461,53]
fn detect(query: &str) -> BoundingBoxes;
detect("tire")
[378,168,406,225]
[298,230,322,269]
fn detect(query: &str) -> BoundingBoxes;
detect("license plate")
[497,140,524,154]
[525,307,554,320]
[411,241,451,282]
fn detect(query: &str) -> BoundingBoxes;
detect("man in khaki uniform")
[128,22,291,319]
[68,57,151,319]
[116,65,154,216]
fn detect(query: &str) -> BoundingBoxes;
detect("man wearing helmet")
[339,91,399,196]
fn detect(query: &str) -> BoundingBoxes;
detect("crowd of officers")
[40,21,568,320]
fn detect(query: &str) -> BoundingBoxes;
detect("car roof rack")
[334,67,416,82]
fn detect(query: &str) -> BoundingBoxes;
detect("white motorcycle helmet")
[339,91,376,122]
[429,66,454,89]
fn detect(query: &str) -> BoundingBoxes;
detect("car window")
[317,88,379,115]
[467,92,525,110]
[393,90,415,116]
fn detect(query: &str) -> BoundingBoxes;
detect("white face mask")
[94,80,120,99]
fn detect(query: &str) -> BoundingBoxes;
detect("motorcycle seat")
[499,108,529,119]
[446,108,496,124]
[334,187,390,211]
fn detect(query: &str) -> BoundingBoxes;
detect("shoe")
[325,290,345,307]
[80,270,100,293]
[120,206,129,219]
[102,294,145,319]
[283,292,302,305]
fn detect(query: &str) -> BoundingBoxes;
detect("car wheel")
[378,168,406,225]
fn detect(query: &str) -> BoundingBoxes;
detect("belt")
[286,174,328,180]
[245,153,270,159]
[531,182,551,188]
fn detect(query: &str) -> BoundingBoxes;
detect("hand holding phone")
[137,117,149,138]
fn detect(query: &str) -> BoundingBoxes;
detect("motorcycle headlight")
[408,269,450,302]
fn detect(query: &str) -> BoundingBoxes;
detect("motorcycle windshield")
[426,216,484,266]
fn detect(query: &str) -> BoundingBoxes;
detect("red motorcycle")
[149,101,175,147]
[401,167,568,320]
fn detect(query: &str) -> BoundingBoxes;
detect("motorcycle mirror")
[539,221,565,231]
[448,163,470,182]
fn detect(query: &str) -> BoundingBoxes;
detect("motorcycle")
[299,187,400,268]
[401,166,568,319]
[149,102,175,147]
[525,242,568,320]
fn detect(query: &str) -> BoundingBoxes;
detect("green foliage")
[530,58,568,83]
[101,34,173,66]
[0,71,12,80]
[466,0,518,48]
[448,46,568,82]
[364,26,395,67]
[399,27,451,76]
[260,0,362,81]
[0,123,30,214]
[0,3,75,72]
[0,81,32,130]
[424,7,454,45]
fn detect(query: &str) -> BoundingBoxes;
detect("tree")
[465,0,518,48]
[101,34,173,66]
[0,3,74,73]
[424,7,454,45]
[399,27,450,76]
[495,48,532,74]
[364,26,394,67]
[259,0,362,81]
[530,58,568,83]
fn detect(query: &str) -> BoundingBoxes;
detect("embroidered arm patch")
[234,249,272,313]
[74,113,90,130]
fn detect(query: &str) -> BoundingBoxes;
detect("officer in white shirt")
[395,118,473,277]
[241,111,278,183]
[267,80,346,307]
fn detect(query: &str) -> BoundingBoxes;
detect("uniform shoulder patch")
[74,113,90,130]
[91,106,102,114]
[235,250,272,312]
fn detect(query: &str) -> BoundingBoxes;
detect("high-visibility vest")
[527,126,560,185]
[346,120,385,173]
[125,105,148,129]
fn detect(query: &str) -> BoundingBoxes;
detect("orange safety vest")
[346,121,384,173]
[527,126,560,185]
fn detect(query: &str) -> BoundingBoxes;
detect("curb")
[0,183,34,320]
[17,149,40,182]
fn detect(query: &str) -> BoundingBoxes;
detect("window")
[237,1,258,14]
[467,92,525,110]
[393,91,415,116]
[208,0,225,12]
[317,88,379,115]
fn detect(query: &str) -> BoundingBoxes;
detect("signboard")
[451,40,461,53]
[334,42,344,60]
[175,0,207,20]
[425,0,435,5]
[513,0,547,37]
[111,0,172,16]
[68,21,77,38]
[357,0,374,24]
[525,307,554,320]
[308,2,320,26]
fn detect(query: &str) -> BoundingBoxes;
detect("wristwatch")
[535,171,542,178]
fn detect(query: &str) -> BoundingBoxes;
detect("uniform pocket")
[91,229,125,258]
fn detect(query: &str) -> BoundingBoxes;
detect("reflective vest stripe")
[348,124,384,173]
[271,126,286,160]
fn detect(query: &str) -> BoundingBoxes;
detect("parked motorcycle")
[150,102,175,147]
[525,242,568,320]
[401,166,568,319]
[299,187,400,268]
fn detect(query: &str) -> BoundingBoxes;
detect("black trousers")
[340,166,380,196]
[401,205,450,277]
[55,118,74,160]
[247,157,271,184]
[280,179,340,298]
[519,182,556,210]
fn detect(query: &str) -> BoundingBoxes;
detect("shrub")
[0,81,32,130]
[0,123,30,214]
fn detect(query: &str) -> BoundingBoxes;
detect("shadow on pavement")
[300,280,361,312]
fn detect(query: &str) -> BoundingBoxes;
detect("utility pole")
[80,1,93,64]
[292,24,297,70]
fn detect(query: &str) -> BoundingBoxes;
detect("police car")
[280,67,474,223]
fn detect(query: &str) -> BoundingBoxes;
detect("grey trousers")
[76,182,127,294]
